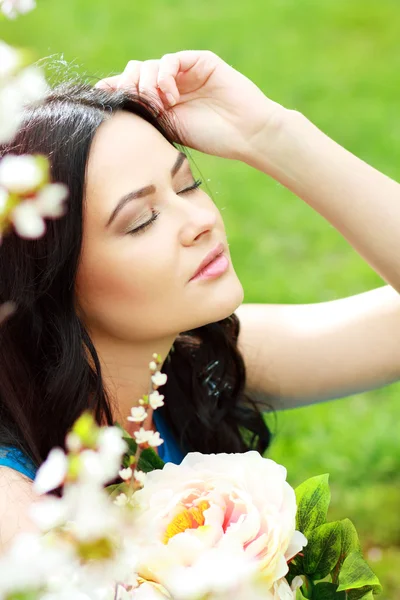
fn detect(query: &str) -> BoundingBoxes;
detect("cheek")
[75,238,179,339]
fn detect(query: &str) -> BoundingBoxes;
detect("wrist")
[238,107,309,180]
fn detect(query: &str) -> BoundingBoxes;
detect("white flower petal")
[0,41,21,79]
[149,391,164,410]
[33,447,67,494]
[0,154,44,194]
[0,185,9,214]
[29,496,67,531]
[14,65,48,104]
[35,183,68,217]
[151,372,167,387]
[12,200,45,238]
[119,467,133,481]
[147,431,164,448]
[0,84,23,143]
[1,0,36,18]
[127,406,147,423]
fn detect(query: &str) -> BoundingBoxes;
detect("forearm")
[243,109,400,293]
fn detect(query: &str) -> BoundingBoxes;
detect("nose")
[178,200,218,246]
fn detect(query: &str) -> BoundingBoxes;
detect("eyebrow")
[106,151,188,227]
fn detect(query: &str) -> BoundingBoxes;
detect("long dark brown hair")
[0,83,271,469]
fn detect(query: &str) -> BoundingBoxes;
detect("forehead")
[85,111,176,207]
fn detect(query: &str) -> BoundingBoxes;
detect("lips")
[189,242,225,281]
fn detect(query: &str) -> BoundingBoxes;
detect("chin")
[195,273,244,327]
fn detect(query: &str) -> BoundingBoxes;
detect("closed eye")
[178,179,203,194]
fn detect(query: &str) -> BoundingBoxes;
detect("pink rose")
[132,452,307,599]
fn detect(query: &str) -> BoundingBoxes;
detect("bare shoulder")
[0,467,38,554]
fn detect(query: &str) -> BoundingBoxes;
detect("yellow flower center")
[163,500,210,544]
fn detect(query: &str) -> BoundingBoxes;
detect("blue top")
[0,412,184,481]
[153,409,185,465]
[0,446,38,480]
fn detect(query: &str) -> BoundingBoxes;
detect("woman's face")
[75,110,243,344]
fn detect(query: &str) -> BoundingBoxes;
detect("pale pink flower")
[132,452,307,599]
[131,581,171,599]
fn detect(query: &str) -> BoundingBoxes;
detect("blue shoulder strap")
[0,446,37,480]
[153,410,185,465]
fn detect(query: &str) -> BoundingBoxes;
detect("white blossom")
[29,496,67,531]
[147,431,163,448]
[0,154,44,194]
[1,0,36,19]
[33,447,68,495]
[134,470,147,486]
[148,361,157,371]
[35,182,68,217]
[119,467,133,481]
[66,431,82,453]
[134,428,152,445]
[0,531,75,597]
[127,406,147,423]
[114,492,129,507]
[0,40,21,80]
[13,64,48,104]
[0,66,47,144]
[12,199,46,238]
[149,390,164,410]
[151,372,167,388]
[0,81,24,143]
[0,185,8,214]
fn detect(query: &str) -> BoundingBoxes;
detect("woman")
[1,50,400,549]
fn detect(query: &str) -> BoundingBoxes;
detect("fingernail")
[166,93,176,106]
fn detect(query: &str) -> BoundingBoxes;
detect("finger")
[117,60,142,91]
[138,59,160,95]
[157,54,181,105]
[94,75,122,90]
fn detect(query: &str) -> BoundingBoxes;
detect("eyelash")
[128,179,203,236]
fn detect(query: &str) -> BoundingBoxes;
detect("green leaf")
[296,589,308,600]
[105,482,129,499]
[295,474,331,536]
[337,552,382,594]
[118,425,165,472]
[7,591,42,600]
[347,588,375,600]
[331,519,361,584]
[304,521,342,579]
[138,447,165,472]
[312,582,346,600]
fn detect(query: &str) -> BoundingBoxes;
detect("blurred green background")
[2,0,400,594]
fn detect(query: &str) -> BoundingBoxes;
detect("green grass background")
[2,0,400,595]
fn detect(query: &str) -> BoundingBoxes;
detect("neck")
[90,331,175,435]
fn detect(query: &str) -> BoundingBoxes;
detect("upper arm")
[236,285,400,409]
[0,467,38,554]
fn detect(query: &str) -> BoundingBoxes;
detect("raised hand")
[95,50,287,161]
